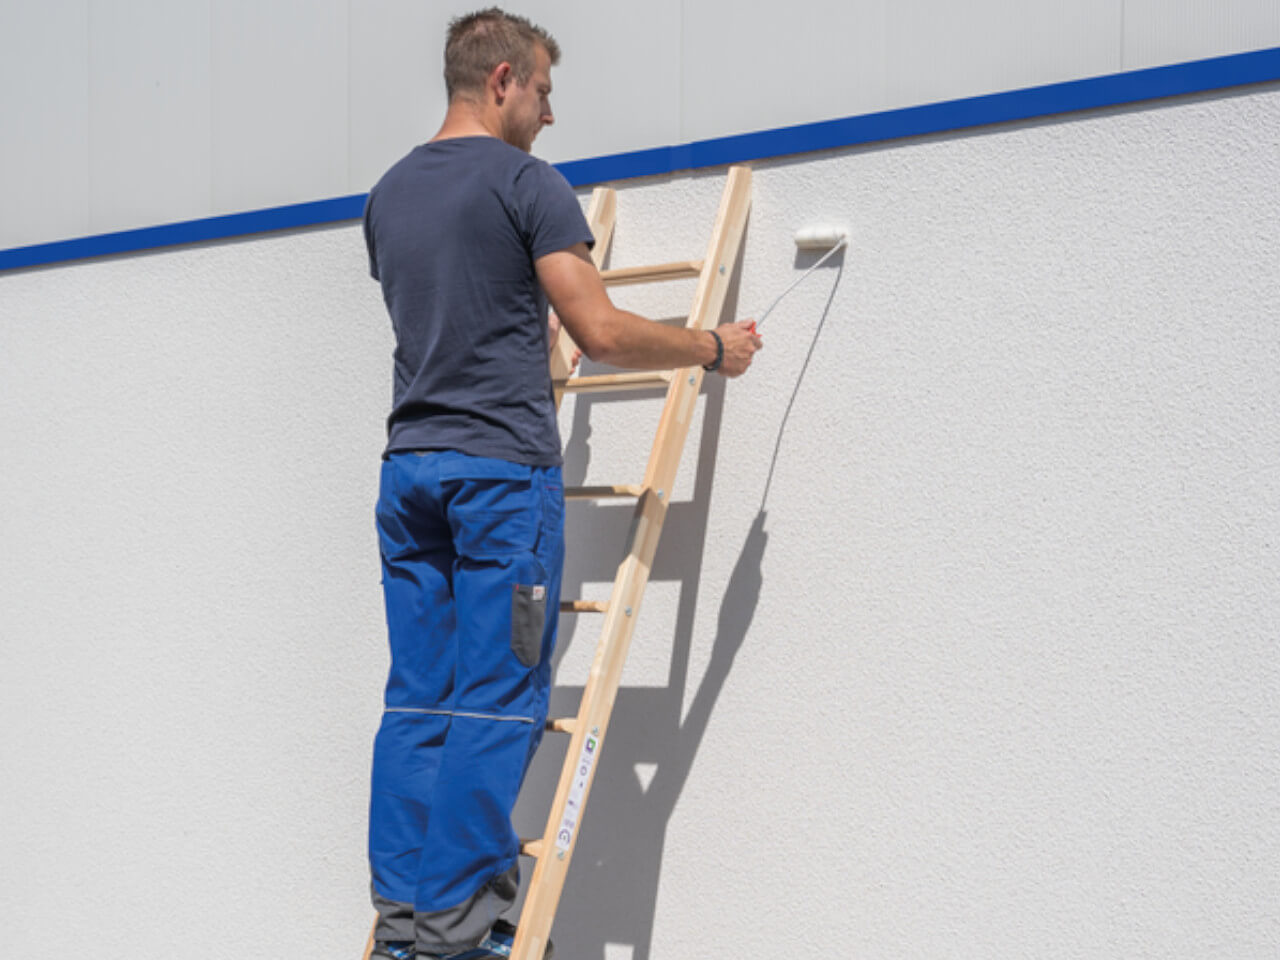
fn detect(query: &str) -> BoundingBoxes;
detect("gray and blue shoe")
[421,919,553,960]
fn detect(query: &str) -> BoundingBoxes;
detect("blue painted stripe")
[1,194,368,272]
[3,46,1278,272]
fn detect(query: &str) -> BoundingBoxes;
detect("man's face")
[502,43,554,152]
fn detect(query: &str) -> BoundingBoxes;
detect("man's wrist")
[702,329,723,372]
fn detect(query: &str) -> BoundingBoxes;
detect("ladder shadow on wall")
[512,313,767,960]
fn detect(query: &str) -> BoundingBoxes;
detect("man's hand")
[548,309,582,374]
[712,319,762,377]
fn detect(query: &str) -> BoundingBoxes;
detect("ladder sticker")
[555,731,601,854]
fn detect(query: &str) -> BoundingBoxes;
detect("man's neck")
[432,99,501,143]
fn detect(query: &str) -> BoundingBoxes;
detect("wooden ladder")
[361,164,752,960]
[513,164,751,960]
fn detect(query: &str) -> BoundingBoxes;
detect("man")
[362,9,760,959]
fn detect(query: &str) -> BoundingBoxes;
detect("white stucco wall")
[2,83,1279,959]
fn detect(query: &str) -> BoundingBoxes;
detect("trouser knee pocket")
[511,582,547,667]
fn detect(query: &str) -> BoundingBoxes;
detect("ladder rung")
[561,371,671,394]
[520,838,545,858]
[560,600,608,613]
[545,717,577,735]
[600,260,703,286]
[565,485,644,500]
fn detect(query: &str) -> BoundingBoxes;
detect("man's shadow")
[512,325,769,960]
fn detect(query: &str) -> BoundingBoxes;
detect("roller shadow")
[760,252,845,511]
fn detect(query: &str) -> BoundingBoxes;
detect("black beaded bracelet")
[702,330,724,372]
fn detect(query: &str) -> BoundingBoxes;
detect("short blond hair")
[444,8,560,101]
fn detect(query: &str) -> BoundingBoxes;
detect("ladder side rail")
[552,186,616,408]
[511,488,668,960]
[642,165,753,496]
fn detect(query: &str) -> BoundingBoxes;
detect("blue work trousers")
[369,450,564,953]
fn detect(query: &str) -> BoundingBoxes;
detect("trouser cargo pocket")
[511,583,547,667]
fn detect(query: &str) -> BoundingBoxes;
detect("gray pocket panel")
[511,583,547,667]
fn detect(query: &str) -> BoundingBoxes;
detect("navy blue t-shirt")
[364,136,594,465]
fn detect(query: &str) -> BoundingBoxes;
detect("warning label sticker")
[555,731,601,853]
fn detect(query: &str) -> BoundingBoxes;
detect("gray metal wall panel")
[0,2,91,248]
[880,1,1124,113]
[522,0,685,166]
[681,0,893,142]
[348,0,442,192]
[210,0,349,213]
[88,0,212,236]
[1124,0,1280,68]
[680,1,1127,142]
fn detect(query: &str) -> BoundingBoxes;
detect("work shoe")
[421,919,554,960]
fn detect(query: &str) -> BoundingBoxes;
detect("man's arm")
[536,243,761,377]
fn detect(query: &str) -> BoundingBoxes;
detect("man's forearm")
[537,245,759,376]
[587,307,718,370]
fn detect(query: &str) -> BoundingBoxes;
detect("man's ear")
[490,61,513,100]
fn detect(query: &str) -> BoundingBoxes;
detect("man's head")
[445,8,559,151]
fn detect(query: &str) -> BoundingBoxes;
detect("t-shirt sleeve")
[362,192,380,281]
[512,160,596,261]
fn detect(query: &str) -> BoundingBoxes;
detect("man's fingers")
[713,320,764,377]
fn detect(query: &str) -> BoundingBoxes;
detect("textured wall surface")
[3,84,1280,959]
[4,0,1280,249]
